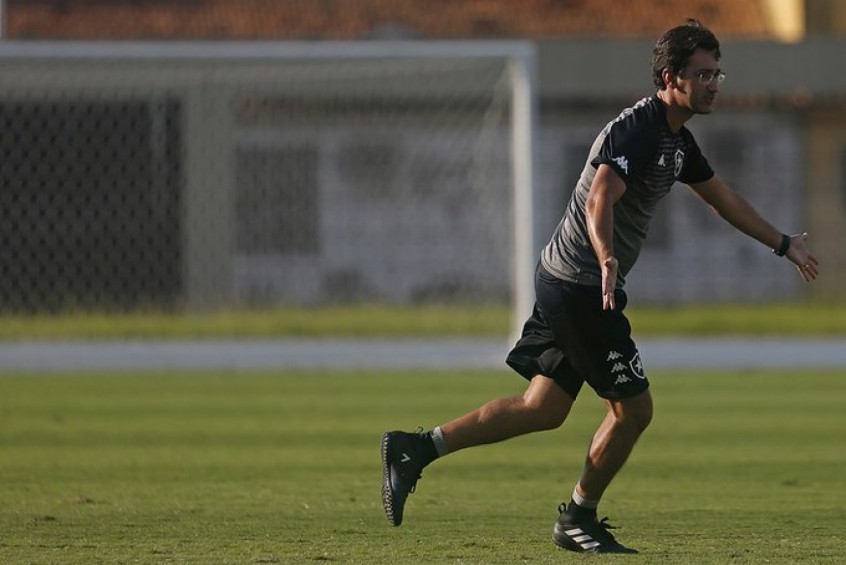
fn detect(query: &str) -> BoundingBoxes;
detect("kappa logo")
[611,155,629,175]
[674,148,685,177]
[607,351,623,362]
[615,374,632,385]
[658,154,666,167]
[611,362,627,373]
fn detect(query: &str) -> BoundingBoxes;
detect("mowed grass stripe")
[0,370,843,563]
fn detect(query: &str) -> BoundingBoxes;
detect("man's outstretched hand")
[786,232,819,283]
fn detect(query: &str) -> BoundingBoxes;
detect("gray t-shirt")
[541,96,714,288]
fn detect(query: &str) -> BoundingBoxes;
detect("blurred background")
[0,0,844,339]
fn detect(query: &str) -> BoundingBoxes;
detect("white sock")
[431,426,450,457]
[572,486,599,509]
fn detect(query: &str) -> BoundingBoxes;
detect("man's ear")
[661,67,677,89]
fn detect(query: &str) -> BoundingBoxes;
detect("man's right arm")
[585,164,627,310]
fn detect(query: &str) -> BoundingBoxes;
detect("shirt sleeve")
[678,130,715,184]
[590,112,659,180]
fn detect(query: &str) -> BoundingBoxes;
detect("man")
[381,19,819,554]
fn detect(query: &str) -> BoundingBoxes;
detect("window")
[0,99,182,311]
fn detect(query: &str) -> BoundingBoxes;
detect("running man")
[381,19,819,554]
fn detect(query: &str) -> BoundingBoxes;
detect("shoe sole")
[380,432,400,526]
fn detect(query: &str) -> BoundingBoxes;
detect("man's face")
[676,49,722,114]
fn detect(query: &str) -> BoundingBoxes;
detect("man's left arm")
[688,175,819,282]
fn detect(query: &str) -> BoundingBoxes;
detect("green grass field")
[1,369,844,564]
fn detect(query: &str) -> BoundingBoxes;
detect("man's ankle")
[567,486,599,521]
[566,500,598,521]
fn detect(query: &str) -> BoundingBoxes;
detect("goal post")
[0,40,538,337]
[508,54,539,340]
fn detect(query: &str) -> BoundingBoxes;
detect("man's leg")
[576,388,653,502]
[382,374,573,526]
[440,374,575,452]
[553,388,652,554]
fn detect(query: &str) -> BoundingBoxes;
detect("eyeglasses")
[688,70,726,85]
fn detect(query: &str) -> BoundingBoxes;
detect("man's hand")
[601,257,619,310]
[786,232,819,282]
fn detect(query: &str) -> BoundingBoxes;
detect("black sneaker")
[552,503,638,554]
[380,430,428,526]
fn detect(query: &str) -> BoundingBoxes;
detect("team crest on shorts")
[629,352,645,380]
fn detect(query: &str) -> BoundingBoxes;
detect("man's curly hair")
[652,19,721,89]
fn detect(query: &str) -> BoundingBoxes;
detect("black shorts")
[506,264,648,400]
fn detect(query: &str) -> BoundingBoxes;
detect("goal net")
[0,41,536,333]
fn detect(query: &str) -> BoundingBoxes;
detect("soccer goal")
[0,41,537,335]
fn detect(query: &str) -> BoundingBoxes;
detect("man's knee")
[522,378,572,430]
[527,400,567,430]
[614,390,653,433]
[628,402,652,433]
